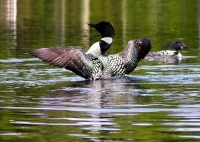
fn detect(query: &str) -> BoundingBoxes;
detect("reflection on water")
[0,0,200,141]
[0,57,200,141]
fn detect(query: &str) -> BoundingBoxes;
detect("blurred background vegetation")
[0,0,199,59]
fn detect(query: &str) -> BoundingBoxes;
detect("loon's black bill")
[88,23,96,28]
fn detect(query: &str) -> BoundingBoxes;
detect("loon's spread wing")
[29,46,94,79]
[106,39,151,76]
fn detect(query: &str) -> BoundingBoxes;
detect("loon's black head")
[88,21,115,38]
[166,40,190,50]
[134,38,152,59]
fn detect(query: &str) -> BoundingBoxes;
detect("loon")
[29,38,151,80]
[144,40,189,63]
[86,21,115,56]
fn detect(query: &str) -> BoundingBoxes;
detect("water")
[0,0,200,141]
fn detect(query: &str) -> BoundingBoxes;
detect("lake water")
[0,0,200,141]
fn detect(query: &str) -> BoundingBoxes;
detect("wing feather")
[29,46,94,79]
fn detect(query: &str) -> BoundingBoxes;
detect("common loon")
[144,40,189,63]
[29,38,151,80]
[86,21,115,56]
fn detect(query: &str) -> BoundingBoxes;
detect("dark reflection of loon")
[59,77,140,108]
[42,77,141,140]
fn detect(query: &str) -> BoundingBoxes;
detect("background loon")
[29,38,151,80]
[86,21,115,56]
[144,40,189,63]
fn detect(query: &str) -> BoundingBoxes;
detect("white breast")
[86,42,101,56]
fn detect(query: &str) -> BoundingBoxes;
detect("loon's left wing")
[29,46,94,79]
